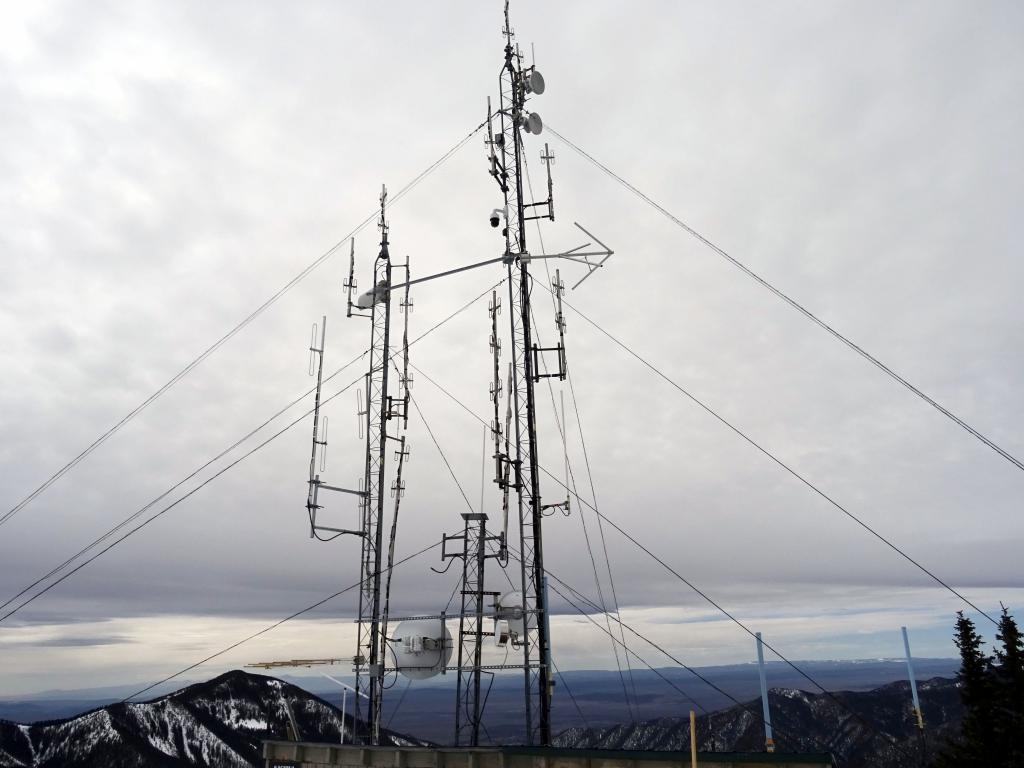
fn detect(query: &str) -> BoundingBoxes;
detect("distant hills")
[299,658,959,743]
[555,677,963,768]
[0,661,964,767]
[0,670,422,768]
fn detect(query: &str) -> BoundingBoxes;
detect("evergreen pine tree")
[935,611,997,767]
[993,607,1024,766]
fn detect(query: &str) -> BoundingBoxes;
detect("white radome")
[391,619,453,680]
[495,591,535,645]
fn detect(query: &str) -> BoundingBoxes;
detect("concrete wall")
[262,742,836,768]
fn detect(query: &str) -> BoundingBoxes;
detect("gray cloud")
[1,0,1022,694]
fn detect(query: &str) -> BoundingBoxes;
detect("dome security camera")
[490,208,504,228]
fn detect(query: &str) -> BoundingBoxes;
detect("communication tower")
[297,1,612,747]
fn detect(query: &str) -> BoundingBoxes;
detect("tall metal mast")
[354,186,395,744]
[492,1,554,744]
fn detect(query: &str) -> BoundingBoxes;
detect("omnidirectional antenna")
[344,240,358,318]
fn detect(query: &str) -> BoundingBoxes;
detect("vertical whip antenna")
[306,316,327,537]
[344,240,358,318]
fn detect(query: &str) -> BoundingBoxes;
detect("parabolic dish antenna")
[525,70,546,94]
[522,112,543,135]
[391,619,453,680]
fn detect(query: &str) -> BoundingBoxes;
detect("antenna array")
[295,1,613,747]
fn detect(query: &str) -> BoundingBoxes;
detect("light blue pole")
[755,632,775,752]
[901,626,924,729]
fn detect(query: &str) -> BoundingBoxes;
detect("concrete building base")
[262,742,836,768]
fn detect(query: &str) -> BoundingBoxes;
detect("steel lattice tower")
[354,189,393,745]
[495,4,552,745]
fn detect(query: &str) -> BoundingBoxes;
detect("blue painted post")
[756,632,775,752]
[901,626,925,730]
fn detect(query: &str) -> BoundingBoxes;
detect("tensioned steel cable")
[409,385,880,753]
[505,540,821,750]
[407,361,855,746]
[402,358,911,742]
[550,657,591,730]
[0,356,367,614]
[545,123,1024,478]
[0,120,488,531]
[529,308,637,723]
[2,280,502,615]
[0,376,363,624]
[564,369,640,704]
[546,285,998,626]
[523,153,639,718]
[409,390,704,727]
[120,539,442,703]
[542,571,820,752]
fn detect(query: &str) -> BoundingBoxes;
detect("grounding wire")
[120,539,442,703]
[547,282,998,626]
[545,123,1024,478]
[402,357,888,741]
[522,154,638,718]
[0,119,489,532]
[0,375,365,625]
[2,279,502,617]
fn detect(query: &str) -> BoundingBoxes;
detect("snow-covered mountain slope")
[554,677,962,768]
[0,670,424,768]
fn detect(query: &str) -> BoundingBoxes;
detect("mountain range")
[0,670,421,768]
[0,666,965,767]
[555,677,962,767]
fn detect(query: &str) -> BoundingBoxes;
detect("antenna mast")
[294,3,611,747]
[302,186,411,746]
[354,186,397,744]
[492,0,555,744]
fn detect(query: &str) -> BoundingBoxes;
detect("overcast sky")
[1,0,1022,700]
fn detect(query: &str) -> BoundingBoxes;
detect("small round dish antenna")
[521,112,543,135]
[391,619,452,680]
[524,70,546,95]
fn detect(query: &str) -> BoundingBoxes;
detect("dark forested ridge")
[555,677,962,768]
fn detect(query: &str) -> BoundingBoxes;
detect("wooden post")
[690,710,697,768]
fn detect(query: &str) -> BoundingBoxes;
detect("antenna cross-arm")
[358,223,612,307]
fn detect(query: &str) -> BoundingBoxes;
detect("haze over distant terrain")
[1,0,1021,698]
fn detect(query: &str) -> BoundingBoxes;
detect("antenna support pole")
[495,6,552,744]
[902,626,925,730]
[756,631,775,752]
[353,186,395,745]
